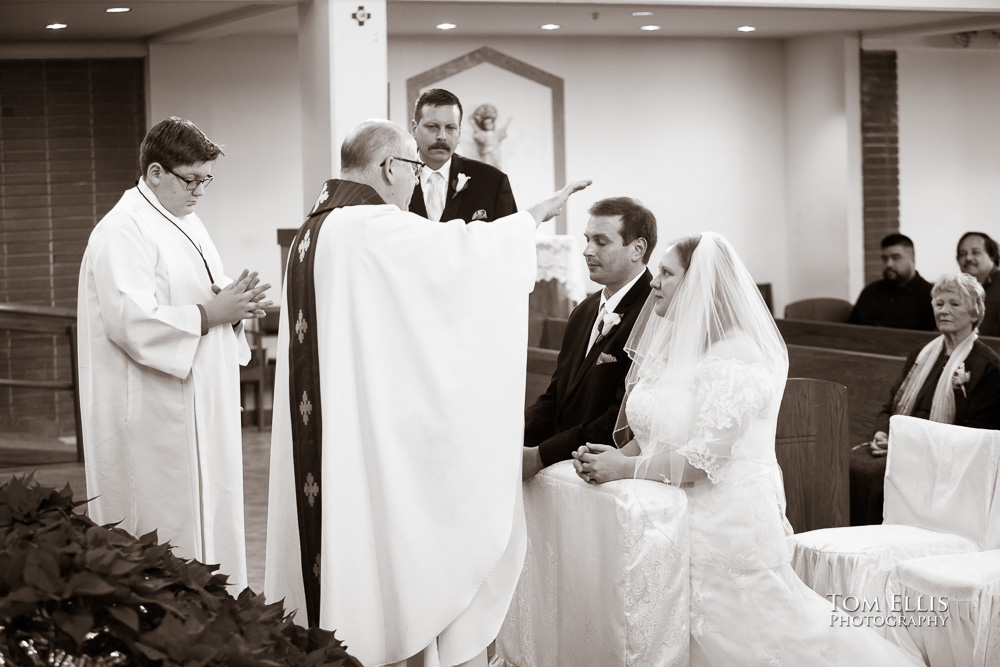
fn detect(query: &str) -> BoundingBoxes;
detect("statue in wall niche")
[471,103,511,169]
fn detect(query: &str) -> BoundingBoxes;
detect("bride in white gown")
[573,233,923,666]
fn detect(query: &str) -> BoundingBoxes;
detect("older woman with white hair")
[850,272,1000,525]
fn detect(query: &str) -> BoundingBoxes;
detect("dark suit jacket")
[847,272,936,331]
[409,153,516,223]
[524,270,653,467]
[980,267,1000,337]
[874,339,1000,434]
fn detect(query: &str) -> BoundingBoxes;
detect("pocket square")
[596,352,618,365]
[471,209,488,221]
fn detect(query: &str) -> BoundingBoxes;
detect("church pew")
[545,316,1000,358]
[777,318,1000,358]
[776,378,850,531]
[786,344,906,446]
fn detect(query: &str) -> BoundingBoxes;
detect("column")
[298,0,388,208]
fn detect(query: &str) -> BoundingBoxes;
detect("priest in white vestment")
[264,120,588,667]
[78,117,272,591]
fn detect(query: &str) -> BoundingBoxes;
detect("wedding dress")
[621,232,924,666]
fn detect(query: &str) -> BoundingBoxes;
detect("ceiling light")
[631,11,653,17]
[106,7,131,12]
[639,25,661,31]
[737,25,756,32]
[436,23,457,30]
[46,23,68,30]
[540,24,561,30]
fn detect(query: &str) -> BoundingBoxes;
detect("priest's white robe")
[265,202,535,667]
[77,179,249,590]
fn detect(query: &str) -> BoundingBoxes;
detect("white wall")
[149,35,302,291]
[144,32,865,315]
[783,35,862,306]
[390,36,789,304]
[898,47,1000,284]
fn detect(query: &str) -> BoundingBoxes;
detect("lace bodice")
[626,354,775,484]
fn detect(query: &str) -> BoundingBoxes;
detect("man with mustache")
[848,233,935,330]
[957,231,1000,336]
[410,88,517,223]
[522,197,656,479]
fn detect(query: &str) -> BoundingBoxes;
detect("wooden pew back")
[777,318,1000,358]
[776,378,850,531]
[787,345,905,445]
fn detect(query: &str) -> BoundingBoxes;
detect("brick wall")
[859,50,900,285]
[0,58,145,437]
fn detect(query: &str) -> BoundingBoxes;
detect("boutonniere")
[952,363,971,397]
[453,173,471,198]
[599,312,622,338]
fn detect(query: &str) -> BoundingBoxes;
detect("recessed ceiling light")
[540,24,561,30]
[737,25,756,32]
[632,11,653,17]
[46,23,68,30]
[106,7,131,12]
[639,25,661,31]
[436,23,457,30]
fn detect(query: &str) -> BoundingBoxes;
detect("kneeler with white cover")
[493,461,689,667]
[884,549,1000,667]
[792,416,1000,637]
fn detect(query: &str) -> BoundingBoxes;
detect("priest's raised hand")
[529,179,593,225]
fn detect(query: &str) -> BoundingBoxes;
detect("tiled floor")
[0,427,273,594]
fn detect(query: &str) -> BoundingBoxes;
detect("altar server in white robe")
[78,117,272,591]
[264,119,589,667]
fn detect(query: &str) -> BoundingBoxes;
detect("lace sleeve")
[676,355,772,484]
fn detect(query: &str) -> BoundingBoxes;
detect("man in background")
[957,231,1000,336]
[265,118,588,667]
[410,88,517,223]
[848,233,935,330]
[522,197,656,479]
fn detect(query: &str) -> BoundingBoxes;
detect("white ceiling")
[1,0,999,43]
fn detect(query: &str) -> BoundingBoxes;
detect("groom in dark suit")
[522,197,657,479]
[410,88,517,223]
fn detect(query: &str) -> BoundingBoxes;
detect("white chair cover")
[884,417,1000,548]
[493,461,689,667]
[792,416,1000,635]
[884,549,1000,667]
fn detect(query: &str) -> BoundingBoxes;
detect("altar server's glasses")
[167,168,214,191]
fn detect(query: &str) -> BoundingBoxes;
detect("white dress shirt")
[420,158,451,222]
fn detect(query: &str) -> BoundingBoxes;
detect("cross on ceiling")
[352,6,371,26]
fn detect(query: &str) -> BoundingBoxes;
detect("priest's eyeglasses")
[381,156,426,178]
[167,168,214,191]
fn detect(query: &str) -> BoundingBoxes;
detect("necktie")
[426,171,446,222]
[587,304,607,355]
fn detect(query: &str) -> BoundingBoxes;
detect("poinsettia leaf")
[52,607,94,647]
[134,641,169,661]
[108,604,140,633]
[22,548,60,595]
[67,571,117,596]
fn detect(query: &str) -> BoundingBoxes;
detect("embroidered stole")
[286,179,385,626]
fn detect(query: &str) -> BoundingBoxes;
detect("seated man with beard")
[848,233,935,331]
